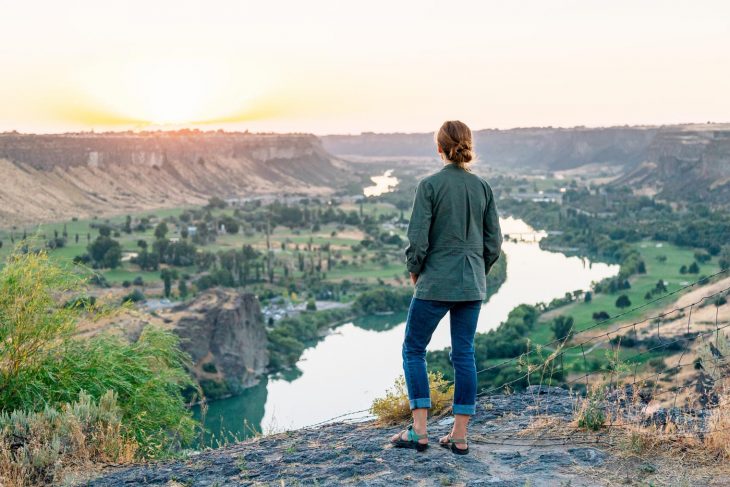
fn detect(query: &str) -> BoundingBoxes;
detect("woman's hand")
[410,272,419,285]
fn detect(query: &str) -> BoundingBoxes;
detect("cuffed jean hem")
[409,398,431,410]
[453,404,476,415]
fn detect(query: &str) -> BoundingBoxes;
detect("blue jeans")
[401,297,482,416]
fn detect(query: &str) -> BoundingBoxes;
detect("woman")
[390,120,502,454]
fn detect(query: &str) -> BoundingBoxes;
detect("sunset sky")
[1,0,728,134]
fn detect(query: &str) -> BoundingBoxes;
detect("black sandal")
[390,424,429,452]
[439,433,469,455]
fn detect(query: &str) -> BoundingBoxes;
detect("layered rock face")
[0,132,352,226]
[322,126,659,170]
[169,289,269,395]
[617,125,730,203]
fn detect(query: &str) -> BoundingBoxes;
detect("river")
[195,215,619,444]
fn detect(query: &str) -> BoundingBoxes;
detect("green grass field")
[0,201,408,289]
[531,241,720,345]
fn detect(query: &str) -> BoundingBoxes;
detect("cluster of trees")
[74,225,122,269]
[428,305,565,391]
[501,186,730,262]
[353,287,413,314]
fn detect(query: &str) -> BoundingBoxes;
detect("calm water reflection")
[195,217,618,441]
[363,170,399,197]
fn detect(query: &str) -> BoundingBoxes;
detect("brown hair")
[435,120,474,169]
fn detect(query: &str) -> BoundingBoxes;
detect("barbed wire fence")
[296,268,730,448]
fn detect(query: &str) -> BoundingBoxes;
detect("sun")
[76,57,248,127]
[123,61,217,125]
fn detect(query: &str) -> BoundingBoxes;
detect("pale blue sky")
[0,0,728,133]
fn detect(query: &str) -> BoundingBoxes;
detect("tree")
[160,269,178,298]
[87,236,122,269]
[177,279,188,299]
[688,262,700,274]
[221,216,240,234]
[584,291,592,303]
[98,225,112,237]
[720,246,730,271]
[615,294,632,310]
[131,249,159,271]
[154,222,169,240]
[592,311,610,321]
[551,315,574,341]
[124,215,132,234]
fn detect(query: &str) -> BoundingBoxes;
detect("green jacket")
[405,163,502,301]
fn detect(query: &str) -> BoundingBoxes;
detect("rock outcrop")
[616,124,730,204]
[323,126,660,170]
[324,123,730,205]
[84,386,729,486]
[0,131,353,226]
[168,289,269,396]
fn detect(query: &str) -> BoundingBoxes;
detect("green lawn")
[0,202,412,291]
[531,240,720,346]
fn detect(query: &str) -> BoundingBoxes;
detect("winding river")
[195,214,619,443]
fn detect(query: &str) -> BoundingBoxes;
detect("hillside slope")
[615,124,730,204]
[322,126,659,170]
[324,124,730,205]
[0,132,353,226]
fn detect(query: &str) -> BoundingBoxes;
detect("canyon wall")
[322,126,659,170]
[617,124,730,204]
[0,131,353,226]
[324,124,730,205]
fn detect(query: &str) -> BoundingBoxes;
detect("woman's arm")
[483,186,503,273]
[405,179,433,277]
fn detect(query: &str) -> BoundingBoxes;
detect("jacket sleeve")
[405,179,433,274]
[483,186,503,274]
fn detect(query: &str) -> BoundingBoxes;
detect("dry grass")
[370,372,454,424]
[0,391,137,487]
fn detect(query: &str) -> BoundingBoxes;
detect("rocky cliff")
[322,126,659,170]
[324,123,730,205]
[615,124,730,204]
[0,131,353,226]
[167,289,269,396]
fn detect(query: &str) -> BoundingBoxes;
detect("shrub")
[371,372,454,424]
[615,294,632,309]
[551,315,574,341]
[575,385,606,431]
[592,311,611,321]
[0,247,197,460]
[0,391,137,486]
[121,289,145,304]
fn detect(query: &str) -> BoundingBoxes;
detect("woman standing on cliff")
[390,120,503,454]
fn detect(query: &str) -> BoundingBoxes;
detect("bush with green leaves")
[0,247,198,459]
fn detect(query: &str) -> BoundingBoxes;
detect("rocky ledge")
[84,387,727,486]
